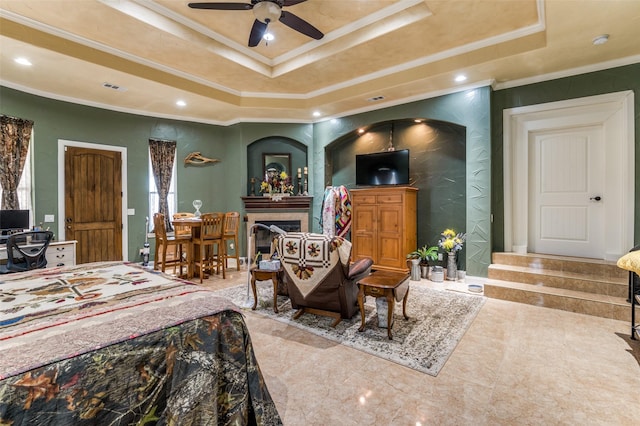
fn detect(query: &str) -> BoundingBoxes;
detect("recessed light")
[176,100,186,107]
[455,74,467,82]
[358,128,365,134]
[592,34,609,45]
[263,32,274,41]
[312,111,321,117]
[14,57,32,66]
[414,119,423,123]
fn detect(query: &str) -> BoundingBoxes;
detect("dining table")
[171,216,202,279]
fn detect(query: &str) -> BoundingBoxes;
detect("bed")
[0,261,281,425]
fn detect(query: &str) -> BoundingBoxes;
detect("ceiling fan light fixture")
[263,32,275,41]
[253,1,282,24]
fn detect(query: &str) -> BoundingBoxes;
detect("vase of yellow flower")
[260,168,294,199]
[438,228,466,281]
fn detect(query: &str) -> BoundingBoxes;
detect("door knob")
[589,196,602,201]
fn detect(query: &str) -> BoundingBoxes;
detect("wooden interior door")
[65,146,123,263]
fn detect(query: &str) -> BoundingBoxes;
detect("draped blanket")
[320,186,352,237]
[0,261,281,425]
[277,233,352,298]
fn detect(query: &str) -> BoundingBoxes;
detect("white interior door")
[503,91,634,261]
[528,126,604,258]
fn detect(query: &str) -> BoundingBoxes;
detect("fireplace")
[254,220,301,255]
[242,195,312,261]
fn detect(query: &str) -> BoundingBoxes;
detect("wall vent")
[102,82,127,92]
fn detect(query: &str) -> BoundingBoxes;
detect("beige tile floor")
[194,267,640,425]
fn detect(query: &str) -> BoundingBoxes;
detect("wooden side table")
[357,271,410,339]
[249,267,283,313]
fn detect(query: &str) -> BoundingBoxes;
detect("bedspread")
[0,261,281,425]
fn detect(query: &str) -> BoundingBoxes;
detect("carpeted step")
[484,278,632,321]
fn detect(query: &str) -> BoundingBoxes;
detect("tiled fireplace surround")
[242,196,312,258]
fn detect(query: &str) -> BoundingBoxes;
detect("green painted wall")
[1,86,232,261]
[1,85,492,275]
[491,63,640,251]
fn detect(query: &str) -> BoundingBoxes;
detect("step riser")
[484,285,631,322]
[488,267,628,298]
[492,253,626,280]
[488,252,633,321]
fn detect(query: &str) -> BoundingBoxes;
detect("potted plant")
[407,245,439,279]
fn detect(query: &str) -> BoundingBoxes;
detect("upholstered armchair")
[275,232,373,326]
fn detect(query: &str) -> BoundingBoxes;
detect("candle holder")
[297,177,302,195]
[303,176,308,196]
[249,177,256,196]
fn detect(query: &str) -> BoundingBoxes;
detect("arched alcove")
[325,118,466,268]
[246,136,308,196]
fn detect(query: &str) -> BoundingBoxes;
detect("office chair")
[0,230,54,273]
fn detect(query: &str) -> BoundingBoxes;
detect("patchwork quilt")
[277,232,352,298]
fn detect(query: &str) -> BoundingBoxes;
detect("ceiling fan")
[188,0,324,47]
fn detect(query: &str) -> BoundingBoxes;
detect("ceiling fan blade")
[283,0,308,6]
[248,19,268,47]
[279,11,323,40]
[188,2,253,10]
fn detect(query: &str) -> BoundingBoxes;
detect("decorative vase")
[420,264,430,279]
[410,258,421,281]
[446,251,457,281]
[431,266,444,282]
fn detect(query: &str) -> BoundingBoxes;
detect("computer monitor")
[0,209,30,234]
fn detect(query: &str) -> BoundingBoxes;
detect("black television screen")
[355,149,410,186]
[0,209,30,233]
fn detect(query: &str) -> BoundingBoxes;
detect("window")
[148,153,177,233]
[0,133,33,225]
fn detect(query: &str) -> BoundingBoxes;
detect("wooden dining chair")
[153,213,191,276]
[192,212,225,282]
[223,211,241,271]
[172,212,195,237]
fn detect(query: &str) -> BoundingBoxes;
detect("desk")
[357,270,410,340]
[0,240,77,267]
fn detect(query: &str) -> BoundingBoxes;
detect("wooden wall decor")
[184,152,220,166]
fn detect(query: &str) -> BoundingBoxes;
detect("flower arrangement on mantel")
[260,169,294,196]
[438,228,466,253]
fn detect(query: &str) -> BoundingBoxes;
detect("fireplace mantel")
[241,196,312,210]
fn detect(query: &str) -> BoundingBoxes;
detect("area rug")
[213,281,486,376]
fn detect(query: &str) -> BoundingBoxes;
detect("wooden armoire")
[350,186,417,272]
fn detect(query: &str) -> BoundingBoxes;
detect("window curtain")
[0,115,33,210]
[149,138,176,232]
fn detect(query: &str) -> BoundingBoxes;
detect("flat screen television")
[0,209,30,234]
[355,149,410,186]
